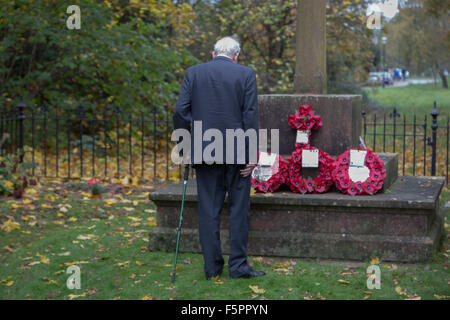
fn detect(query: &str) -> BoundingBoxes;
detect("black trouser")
[195,164,252,278]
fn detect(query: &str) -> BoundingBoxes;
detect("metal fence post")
[16,100,26,162]
[362,110,367,142]
[430,101,438,176]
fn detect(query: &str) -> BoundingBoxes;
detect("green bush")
[0,0,198,115]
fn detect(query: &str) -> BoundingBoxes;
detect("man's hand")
[240,164,256,177]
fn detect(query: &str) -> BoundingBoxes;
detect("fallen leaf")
[1,219,20,232]
[67,293,86,300]
[395,286,407,295]
[249,285,266,294]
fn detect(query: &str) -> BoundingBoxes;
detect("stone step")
[148,176,445,262]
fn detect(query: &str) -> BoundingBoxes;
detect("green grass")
[0,182,449,300]
[365,82,450,117]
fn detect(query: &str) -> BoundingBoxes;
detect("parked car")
[367,72,393,86]
[367,72,382,86]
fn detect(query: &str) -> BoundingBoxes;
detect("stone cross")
[294,0,327,94]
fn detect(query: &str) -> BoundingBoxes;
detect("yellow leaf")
[1,219,21,233]
[395,286,406,295]
[63,261,89,266]
[117,261,130,267]
[68,293,86,300]
[121,176,130,186]
[67,217,78,222]
[104,198,118,205]
[4,181,14,188]
[77,234,95,240]
[40,255,50,264]
[128,216,141,222]
[249,285,266,294]
[11,203,21,209]
[6,281,14,286]
[405,295,421,300]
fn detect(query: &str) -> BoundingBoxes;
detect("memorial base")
[148,176,445,262]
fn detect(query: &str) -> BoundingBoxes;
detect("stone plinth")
[258,94,362,156]
[149,176,445,262]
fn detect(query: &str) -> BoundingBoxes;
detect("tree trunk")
[440,71,448,89]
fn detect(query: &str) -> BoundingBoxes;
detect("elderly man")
[173,37,265,279]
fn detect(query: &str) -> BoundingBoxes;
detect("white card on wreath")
[302,149,319,168]
[350,149,367,167]
[260,166,273,177]
[296,130,310,144]
[258,152,277,167]
[348,166,370,183]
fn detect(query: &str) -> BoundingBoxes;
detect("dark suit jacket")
[173,56,259,165]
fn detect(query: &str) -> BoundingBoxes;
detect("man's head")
[212,37,240,64]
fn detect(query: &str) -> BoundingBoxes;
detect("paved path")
[363,78,436,90]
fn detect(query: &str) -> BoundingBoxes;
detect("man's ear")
[232,53,239,64]
[212,51,216,59]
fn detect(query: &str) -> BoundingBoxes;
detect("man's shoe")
[230,269,266,279]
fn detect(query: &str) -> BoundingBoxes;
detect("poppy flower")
[362,183,374,195]
[347,183,358,195]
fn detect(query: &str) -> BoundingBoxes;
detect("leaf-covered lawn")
[0,180,449,300]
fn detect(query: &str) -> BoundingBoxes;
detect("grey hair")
[213,37,241,58]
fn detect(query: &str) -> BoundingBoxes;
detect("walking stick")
[171,164,190,283]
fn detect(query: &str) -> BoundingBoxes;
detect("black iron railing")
[362,102,448,184]
[0,102,182,182]
[1,101,448,185]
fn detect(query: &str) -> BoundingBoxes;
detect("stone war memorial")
[148,0,445,262]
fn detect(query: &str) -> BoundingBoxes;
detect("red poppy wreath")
[251,154,289,193]
[288,105,323,149]
[332,149,386,195]
[286,146,335,194]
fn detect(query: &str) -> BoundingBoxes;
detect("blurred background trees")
[0,0,448,113]
[0,0,198,114]
[385,0,449,88]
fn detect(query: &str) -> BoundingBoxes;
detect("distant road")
[363,78,436,90]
